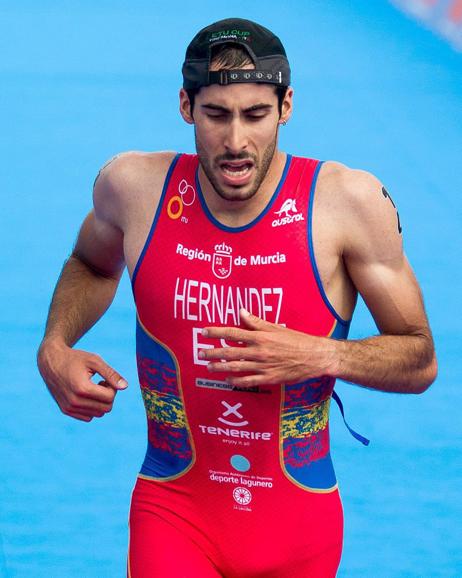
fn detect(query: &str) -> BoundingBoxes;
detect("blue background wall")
[1,1,461,576]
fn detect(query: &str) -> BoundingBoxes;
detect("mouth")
[218,160,255,186]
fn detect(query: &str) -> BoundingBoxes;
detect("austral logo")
[272,198,304,227]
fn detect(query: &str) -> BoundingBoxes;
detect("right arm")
[37,156,129,422]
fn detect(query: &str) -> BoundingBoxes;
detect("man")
[37,17,437,578]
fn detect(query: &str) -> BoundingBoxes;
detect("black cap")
[182,18,291,89]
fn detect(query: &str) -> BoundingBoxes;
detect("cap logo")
[209,29,251,42]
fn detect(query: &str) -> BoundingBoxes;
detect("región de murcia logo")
[212,242,232,279]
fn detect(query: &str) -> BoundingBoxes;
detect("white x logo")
[218,401,249,427]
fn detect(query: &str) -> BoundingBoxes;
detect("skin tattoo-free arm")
[37,159,129,422]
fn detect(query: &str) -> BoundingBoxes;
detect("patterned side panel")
[136,319,194,479]
[281,377,337,492]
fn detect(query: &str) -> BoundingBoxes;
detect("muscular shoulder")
[318,161,403,261]
[93,151,177,230]
[319,160,383,208]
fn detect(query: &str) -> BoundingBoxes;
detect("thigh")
[291,544,342,578]
[128,501,222,578]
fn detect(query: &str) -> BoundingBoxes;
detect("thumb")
[89,355,128,390]
[239,308,272,329]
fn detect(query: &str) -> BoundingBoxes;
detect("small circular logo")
[178,179,195,206]
[233,487,252,506]
[167,195,183,220]
[230,455,250,472]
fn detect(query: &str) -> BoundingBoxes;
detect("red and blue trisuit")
[129,153,367,577]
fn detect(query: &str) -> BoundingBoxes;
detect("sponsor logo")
[233,487,252,505]
[198,401,273,441]
[275,198,298,217]
[167,179,196,221]
[210,30,251,42]
[209,469,274,489]
[212,242,232,279]
[218,401,248,427]
[195,378,271,394]
[175,243,286,268]
[272,198,304,227]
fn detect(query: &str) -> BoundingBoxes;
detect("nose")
[223,117,248,155]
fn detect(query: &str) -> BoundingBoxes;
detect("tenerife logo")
[218,401,249,427]
[167,179,196,221]
[212,242,232,279]
[272,198,304,227]
[198,400,273,441]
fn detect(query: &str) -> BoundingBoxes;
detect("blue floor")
[1,1,461,576]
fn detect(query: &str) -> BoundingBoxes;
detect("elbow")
[413,353,438,394]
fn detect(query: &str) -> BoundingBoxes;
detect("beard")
[195,129,278,202]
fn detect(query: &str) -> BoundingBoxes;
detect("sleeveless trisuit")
[128,154,351,577]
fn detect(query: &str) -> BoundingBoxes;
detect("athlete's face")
[180,83,292,202]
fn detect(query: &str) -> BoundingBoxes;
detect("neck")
[198,150,287,228]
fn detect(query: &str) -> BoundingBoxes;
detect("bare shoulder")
[318,160,402,258]
[318,160,383,206]
[93,151,177,230]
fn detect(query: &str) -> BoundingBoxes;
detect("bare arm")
[199,169,437,394]
[43,214,124,348]
[334,170,436,392]
[37,155,129,421]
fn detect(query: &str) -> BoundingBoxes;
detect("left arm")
[199,170,437,393]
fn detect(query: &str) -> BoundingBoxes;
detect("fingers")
[61,393,114,418]
[198,346,256,362]
[61,374,118,418]
[206,360,261,374]
[79,378,118,404]
[65,411,94,422]
[239,308,275,329]
[202,309,282,341]
[39,343,126,422]
[87,354,128,390]
[202,326,254,342]
[225,374,264,387]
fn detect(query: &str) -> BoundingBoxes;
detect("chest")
[133,154,337,340]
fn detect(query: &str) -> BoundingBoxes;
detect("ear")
[179,88,194,124]
[279,87,294,125]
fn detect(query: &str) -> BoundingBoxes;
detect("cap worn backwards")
[182,18,291,89]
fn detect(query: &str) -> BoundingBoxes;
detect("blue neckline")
[194,154,292,233]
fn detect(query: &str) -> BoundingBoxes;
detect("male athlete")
[37,18,437,578]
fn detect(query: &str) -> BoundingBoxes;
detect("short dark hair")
[186,42,287,116]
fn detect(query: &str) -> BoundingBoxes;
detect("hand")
[199,308,339,387]
[37,339,128,422]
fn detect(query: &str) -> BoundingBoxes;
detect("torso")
[125,152,347,574]
[121,151,357,321]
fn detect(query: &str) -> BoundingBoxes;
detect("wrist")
[37,336,71,366]
[325,337,345,378]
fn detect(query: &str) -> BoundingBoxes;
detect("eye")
[206,112,228,121]
[245,109,271,121]
[246,113,267,121]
